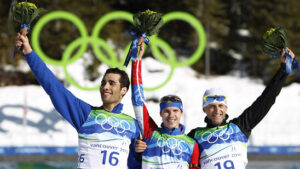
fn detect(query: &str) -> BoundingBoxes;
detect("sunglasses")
[160,95,182,103]
[203,95,226,102]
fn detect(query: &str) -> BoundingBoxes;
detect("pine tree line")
[0,0,299,85]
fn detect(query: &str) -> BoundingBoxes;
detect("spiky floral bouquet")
[124,9,164,67]
[262,26,298,73]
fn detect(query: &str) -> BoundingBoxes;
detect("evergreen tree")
[192,0,233,75]
[243,0,300,84]
[1,0,299,85]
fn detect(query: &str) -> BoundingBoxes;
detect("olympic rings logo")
[31,11,206,91]
[95,114,131,134]
[157,137,189,156]
[201,126,234,144]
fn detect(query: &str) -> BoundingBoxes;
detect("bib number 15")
[214,160,235,169]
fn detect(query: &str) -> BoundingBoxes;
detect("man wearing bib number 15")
[16,33,141,169]
[188,48,296,169]
[131,43,200,169]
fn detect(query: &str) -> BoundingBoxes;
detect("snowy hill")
[1,56,300,148]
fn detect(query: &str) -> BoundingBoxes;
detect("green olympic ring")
[31,10,206,91]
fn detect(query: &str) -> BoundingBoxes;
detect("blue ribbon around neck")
[123,29,150,67]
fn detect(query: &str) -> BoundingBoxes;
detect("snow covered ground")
[1,55,300,147]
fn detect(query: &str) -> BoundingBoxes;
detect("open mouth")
[167,119,176,123]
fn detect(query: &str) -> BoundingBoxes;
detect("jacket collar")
[100,103,123,114]
[205,114,229,128]
[160,123,185,135]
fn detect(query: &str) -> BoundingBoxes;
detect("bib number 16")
[79,151,119,166]
[214,160,235,169]
[101,150,119,166]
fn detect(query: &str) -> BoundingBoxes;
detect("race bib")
[78,139,130,169]
[200,142,248,169]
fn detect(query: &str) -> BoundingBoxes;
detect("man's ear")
[224,105,228,112]
[121,87,128,97]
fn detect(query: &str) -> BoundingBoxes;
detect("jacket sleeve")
[127,119,142,169]
[232,63,288,138]
[131,59,157,139]
[189,141,200,169]
[24,51,92,131]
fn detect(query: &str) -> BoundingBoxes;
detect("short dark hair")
[103,68,130,90]
[160,95,182,103]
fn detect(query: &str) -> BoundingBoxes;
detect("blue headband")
[160,102,183,112]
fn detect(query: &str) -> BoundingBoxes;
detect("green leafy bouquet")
[262,26,287,57]
[262,26,298,73]
[10,1,45,58]
[124,9,164,67]
[10,1,45,35]
[133,9,164,37]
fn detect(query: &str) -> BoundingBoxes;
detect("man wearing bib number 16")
[16,33,141,169]
[131,43,200,169]
[188,47,296,169]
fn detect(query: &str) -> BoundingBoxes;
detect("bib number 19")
[101,150,119,166]
[214,160,235,169]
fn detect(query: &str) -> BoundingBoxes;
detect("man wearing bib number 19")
[131,43,200,169]
[187,47,296,169]
[134,45,296,168]
[16,33,141,169]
